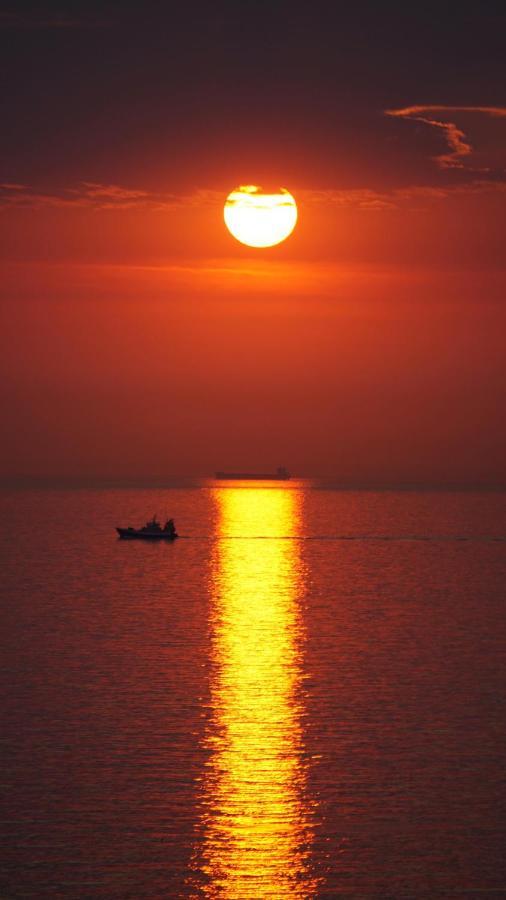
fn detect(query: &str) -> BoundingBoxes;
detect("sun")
[224,185,297,248]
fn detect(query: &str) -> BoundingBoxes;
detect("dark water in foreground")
[1,486,505,898]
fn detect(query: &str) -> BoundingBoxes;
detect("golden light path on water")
[193,486,317,898]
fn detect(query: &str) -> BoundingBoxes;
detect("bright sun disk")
[224,185,297,248]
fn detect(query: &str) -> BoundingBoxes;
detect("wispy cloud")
[1,178,505,216]
[297,182,506,211]
[71,182,157,209]
[0,182,27,191]
[0,182,224,212]
[386,105,506,170]
[297,188,397,210]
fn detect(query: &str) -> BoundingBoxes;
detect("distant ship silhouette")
[215,466,290,481]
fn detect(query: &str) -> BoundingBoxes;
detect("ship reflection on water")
[192,487,318,898]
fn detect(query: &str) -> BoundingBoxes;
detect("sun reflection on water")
[193,486,317,898]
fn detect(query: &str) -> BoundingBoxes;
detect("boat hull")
[117,527,178,540]
[215,472,290,480]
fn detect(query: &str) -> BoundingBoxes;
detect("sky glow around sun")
[224,185,298,248]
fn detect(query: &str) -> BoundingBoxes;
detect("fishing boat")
[116,516,178,540]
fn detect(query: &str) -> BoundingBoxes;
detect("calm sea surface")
[1,486,505,898]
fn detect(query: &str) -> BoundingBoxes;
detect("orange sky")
[1,7,506,485]
[1,252,505,485]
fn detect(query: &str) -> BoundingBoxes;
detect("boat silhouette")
[215,466,290,481]
[116,516,178,540]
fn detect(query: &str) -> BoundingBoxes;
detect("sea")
[1,484,505,899]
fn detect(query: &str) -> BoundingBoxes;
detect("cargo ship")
[215,466,290,481]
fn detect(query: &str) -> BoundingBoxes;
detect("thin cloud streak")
[0,183,231,213]
[0,182,182,212]
[386,105,506,170]
[1,177,506,215]
[298,181,506,210]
